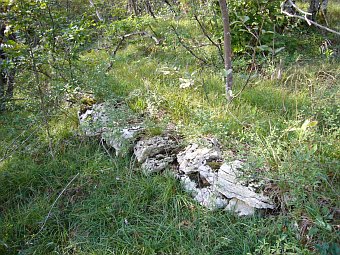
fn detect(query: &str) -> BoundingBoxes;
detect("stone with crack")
[214,161,274,210]
[177,143,222,175]
[141,154,175,174]
[134,136,178,163]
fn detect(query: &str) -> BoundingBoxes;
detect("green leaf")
[257,45,271,52]
[274,47,285,54]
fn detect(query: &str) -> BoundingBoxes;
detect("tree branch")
[281,0,340,35]
[193,14,224,63]
[170,24,208,64]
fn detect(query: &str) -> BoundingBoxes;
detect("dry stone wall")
[79,101,275,216]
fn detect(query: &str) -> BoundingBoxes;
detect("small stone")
[179,175,198,195]
[122,126,143,139]
[194,188,229,210]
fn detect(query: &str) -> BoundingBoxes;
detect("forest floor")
[1,5,339,255]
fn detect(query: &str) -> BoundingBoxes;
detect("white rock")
[215,161,274,210]
[122,126,143,139]
[199,167,217,185]
[141,155,174,174]
[179,175,198,195]
[79,102,144,155]
[225,198,255,216]
[177,144,222,174]
[134,136,178,163]
[194,188,228,210]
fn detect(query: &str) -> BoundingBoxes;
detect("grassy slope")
[1,6,339,255]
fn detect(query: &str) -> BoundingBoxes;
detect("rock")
[78,102,277,216]
[194,188,229,210]
[177,143,222,175]
[178,176,228,210]
[215,161,274,210]
[141,155,175,174]
[78,103,111,136]
[225,198,255,216]
[179,175,198,195]
[78,101,144,155]
[122,126,143,139]
[134,136,178,163]
[199,167,218,186]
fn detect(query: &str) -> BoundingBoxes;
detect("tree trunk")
[0,71,5,112]
[218,0,233,101]
[6,69,15,99]
[308,0,319,21]
[320,0,328,17]
[145,0,156,18]
[128,0,139,16]
[89,0,104,21]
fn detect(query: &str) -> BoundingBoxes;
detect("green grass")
[1,6,340,255]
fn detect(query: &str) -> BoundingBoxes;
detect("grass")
[1,4,339,255]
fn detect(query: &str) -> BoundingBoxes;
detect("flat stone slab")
[215,162,274,210]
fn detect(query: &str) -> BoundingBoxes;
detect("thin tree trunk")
[1,24,7,111]
[0,71,5,112]
[308,0,319,21]
[218,0,233,101]
[6,69,15,99]
[128,0,139,16]
[89,0,104,21]
[145,0,156,18]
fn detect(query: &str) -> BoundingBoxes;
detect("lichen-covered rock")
[78,101,144,156]
[134,136,178,163]
[215,161,274,210]
[177,143,222,175]
[78,103,111,136]
[141,155,175,174]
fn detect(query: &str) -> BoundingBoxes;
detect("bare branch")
[281,0,340,35]
[113,31,161,56]
[170,24,208,64]
[193,14,224,63]
[36,173,80,236]
[89,0,104,21]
